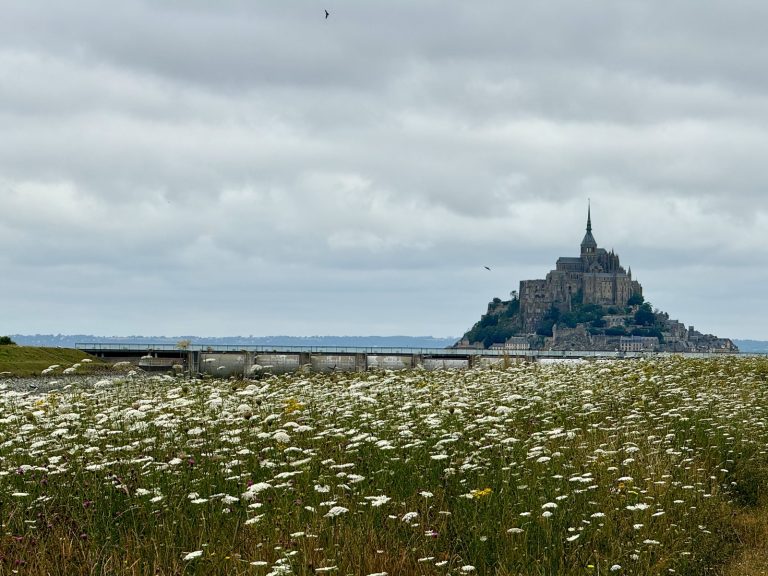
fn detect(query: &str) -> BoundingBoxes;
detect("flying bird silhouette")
[325,9,329,19]
[484,266,491,271]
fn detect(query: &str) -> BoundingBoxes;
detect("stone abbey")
[519,207,642,332]
[458,207,737,353]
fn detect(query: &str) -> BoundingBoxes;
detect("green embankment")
[0,346,106,377]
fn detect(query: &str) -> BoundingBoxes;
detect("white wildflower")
[273,430,291,444]
[324,506,349,518]
[241,481,271,501]
[365,495,391,507]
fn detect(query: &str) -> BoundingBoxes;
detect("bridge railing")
[75,342,506,355]
[74,342,734,360]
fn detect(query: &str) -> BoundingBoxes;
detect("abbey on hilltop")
[457,207,738,353]
[518,206,643,333]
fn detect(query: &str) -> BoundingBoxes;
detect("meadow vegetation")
[0,347,105,377]
[0,357,767,575]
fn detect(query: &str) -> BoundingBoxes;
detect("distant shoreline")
[9,334,460,349]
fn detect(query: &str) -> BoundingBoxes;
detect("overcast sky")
[2,1,768,340]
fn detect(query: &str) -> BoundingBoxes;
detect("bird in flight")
[325,9,329,19]
[484,266,491,271]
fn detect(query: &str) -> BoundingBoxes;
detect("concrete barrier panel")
[423,358,469,370]
[311,354,358,373]
[200,354,246,377]
[474,356,508,368]
[255,354,301,374]
[366,355,413,370]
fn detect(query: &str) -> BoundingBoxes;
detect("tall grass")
[0,357,767,574]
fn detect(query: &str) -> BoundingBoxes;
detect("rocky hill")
[457,207,737,354]
[457,295,737,353]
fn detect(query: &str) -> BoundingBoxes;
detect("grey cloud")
[5,2,768,93]
[1,0,767,339]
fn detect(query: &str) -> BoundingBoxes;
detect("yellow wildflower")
[283,398,304,414]
[471,488,493,499]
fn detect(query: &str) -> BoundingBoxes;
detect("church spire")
[580,202,597,255]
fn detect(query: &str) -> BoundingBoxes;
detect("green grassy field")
[1,357,768,575]
[0,346,106,377]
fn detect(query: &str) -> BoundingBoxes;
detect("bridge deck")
[75,343,732,360]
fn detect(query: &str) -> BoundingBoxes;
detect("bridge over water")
[75,343,730,377]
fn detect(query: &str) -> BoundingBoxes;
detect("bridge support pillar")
[299,353,312,372]
[187,351,200,377]
[243,351,253,378]
[413,354,423,369]
[355,353,367,372]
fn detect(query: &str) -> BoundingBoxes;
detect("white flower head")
[366,495,391,507]
[273,430,291,444]
[324,506,349,518]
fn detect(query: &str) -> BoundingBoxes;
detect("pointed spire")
[580,200,597,255]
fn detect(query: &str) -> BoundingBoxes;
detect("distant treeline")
[11,334,460,349]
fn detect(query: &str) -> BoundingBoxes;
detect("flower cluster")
[0,356,764,574]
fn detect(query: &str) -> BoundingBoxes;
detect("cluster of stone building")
[524,319,736,353]
[459,208,738,354]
